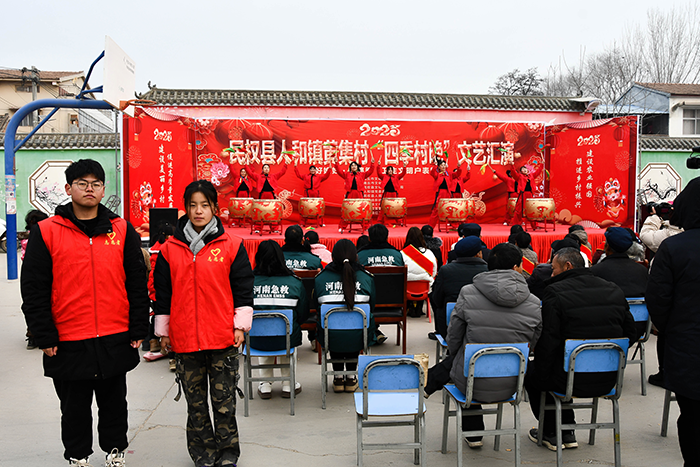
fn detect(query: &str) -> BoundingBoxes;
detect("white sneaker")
[105,449,125,467]
[257,382,272,399]
[68,458,92,467]
[282,382,302,398]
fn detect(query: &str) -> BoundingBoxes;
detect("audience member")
[20,209,49,350]
[647,177,700,467]
[356,234,370,250]
[252,240,307,399]
[447,223,491,263]
[421,225,444,270]
[591,227,648,297]
[281,225,322,270]
[513,231,538,277]
[304,230,332,265]
[401,227,438,317]
[429,236,488,340]
[313,239,376,393]
[526,247,636,451]
[357,224,404,267]
[526,236,578,300]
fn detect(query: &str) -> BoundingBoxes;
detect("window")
[683,108,700,135]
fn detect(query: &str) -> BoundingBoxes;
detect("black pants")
[676,393,700,467]
[524,370,575,435]
[53,374,129,461]
[330,351,359,372]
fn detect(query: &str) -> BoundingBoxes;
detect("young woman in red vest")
[154,180,254,467]
[512,162,544,226]
[428,157,454,228]
[232,167,255,198]
[245,162,288,199]
[294,159,331,198]
[376,160,408,224]
[401,227,438,317]
[333,155,375,231]
[492,165,518,225]
[451,160,471,198]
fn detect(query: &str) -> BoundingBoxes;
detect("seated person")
[303,230,331,266]
[526,247,636,451]
[421,225,444,271]
[281,225,322,271]
[357,224,404,267]
[526,236,579,300]
[447,223,491,263]
[400,227,438,317]
[427,243,542,448]
[429,236,488,340]
[252,241,307,399]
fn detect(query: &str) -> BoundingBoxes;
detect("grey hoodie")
[447,269,542,402]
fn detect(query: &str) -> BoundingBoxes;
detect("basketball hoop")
[120,99,157,110]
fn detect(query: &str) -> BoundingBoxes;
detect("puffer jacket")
[447,269,542,401]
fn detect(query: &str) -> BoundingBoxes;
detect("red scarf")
[402,244,434,276]
[522,256,535,275]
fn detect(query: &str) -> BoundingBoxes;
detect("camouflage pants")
[176,347,241,467]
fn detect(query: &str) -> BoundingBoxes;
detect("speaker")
[149,208,179,247]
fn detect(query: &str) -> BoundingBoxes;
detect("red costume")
[493,167,517,224]
[428,166,453,228]
[451,165,471,198]
[377,166,406,223]
[231,173,255,198]
[512,163,544,225]
[334,160,375,197]
[294,165,331,198]
[246,163,288,199]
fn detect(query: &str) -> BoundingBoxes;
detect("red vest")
[39,216,130,342]
[335,161,375,192]
[159,233,243,353]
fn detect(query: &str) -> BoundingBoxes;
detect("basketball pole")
[3,52,115,281]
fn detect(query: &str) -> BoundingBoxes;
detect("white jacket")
[640,215,683,253]
[401,247,438,286]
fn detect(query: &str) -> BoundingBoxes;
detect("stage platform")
[228,222,606,266]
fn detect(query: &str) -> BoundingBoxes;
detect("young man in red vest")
[21,159,149,467]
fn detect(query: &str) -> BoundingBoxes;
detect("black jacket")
[533,268,637,396]
[590,252,648,297]
[424,236,444,271]
[526,263,553,300]
[647,176,700,398]
[447,239,491,264]
[430,256,488,337]
[21,203,150,380]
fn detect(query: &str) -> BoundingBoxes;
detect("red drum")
[250,199,284,236]
[524,198,556,232]
[341,198,372,233]
[437,198,473,222]
[506,197,517,218]
[298,197,325,227]
[228,198,253,228]
[380,197,407,226]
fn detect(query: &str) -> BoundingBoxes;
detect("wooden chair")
[365,265,408,353]
[294,268,321,364]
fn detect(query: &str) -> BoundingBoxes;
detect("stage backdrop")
[123,111,637,232]
[545,116,638,229]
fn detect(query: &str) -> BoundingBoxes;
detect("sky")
[0,0,692,98]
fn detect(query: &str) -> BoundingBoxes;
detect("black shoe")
[562,430,578,449]
[528,428,562,452]
[25,336,38,350]
[428,332,437,341]
[648,372,664,387]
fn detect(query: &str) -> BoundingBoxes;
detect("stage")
[229,222,606,267]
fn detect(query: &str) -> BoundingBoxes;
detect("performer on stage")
[246,162,288,199]
[334,156,375,231]
[232,167,255,198]
[491,165,517,225]
[451,160,471,198]
[294,160,331,198]
[512,162,543,226]
[428,157,454,228]
[377,161,408,224]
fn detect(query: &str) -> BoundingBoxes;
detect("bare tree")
[489,68,544,96]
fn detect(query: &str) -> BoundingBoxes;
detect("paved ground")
[0,255,685,466]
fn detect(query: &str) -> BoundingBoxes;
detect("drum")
[524,198,556,221]
[299,197,325,219]
[341,199,372,222]
[506,197,517,218]
[380,197,407,219]
[437,198,473,222]
[251,199,284,223]
[229,197,253,219]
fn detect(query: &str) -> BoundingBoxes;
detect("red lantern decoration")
[480,124,504,141]
[613,126,625,147]
[548,134,560,155]
[244,122,274,140]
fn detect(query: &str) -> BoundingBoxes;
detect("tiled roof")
[139,87,588,112]
[0,133,118,150]
[0,68,83,82]
[640,135,700,151]
[636,83,700,97]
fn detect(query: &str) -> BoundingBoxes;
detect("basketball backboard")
[103,36,136,117]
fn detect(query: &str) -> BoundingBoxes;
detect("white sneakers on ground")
[282,382,302,398]
[257,382,272,399]
[68,458,92,467]
[105,449,125,467]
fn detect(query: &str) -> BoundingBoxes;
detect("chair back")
[357,355,425,419]
[626,298,649,323]
[462,343,529,404]
[320,303,370,354]
[562,338,629,400]
[246,308,293,358]
[294,269,319,315]
[366,266,407,309]
[406,280,430,300]
[446,302,456,327]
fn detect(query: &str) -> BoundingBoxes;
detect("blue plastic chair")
[319,303,370,409]
[626,298,652,395]
[242,308,296,416]
[354,355,426,467]
[435,302,456,363]
[536,338,629,467]
[441,343,529,467]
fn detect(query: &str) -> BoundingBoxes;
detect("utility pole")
[30,67,39,126]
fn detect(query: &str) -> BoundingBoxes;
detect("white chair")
[242,309,296,416]
[355,355,426,467]
[441,343,529,467]
[320,303,370,409]
[536,338,629,467]
[435,302,456,363]
[626,298,652,395]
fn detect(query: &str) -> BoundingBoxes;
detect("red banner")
[545,117,638,228]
